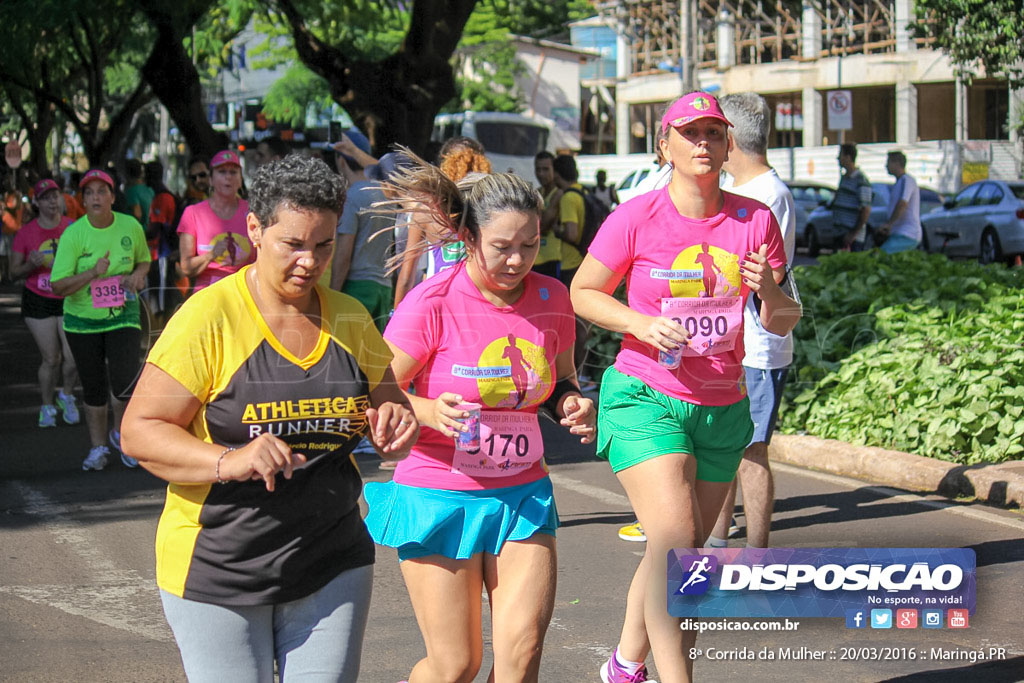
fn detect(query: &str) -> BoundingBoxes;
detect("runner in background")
[593,169,619,211]
[179,157,211,213]
[50,169,151,472]
[144,161,180,325]
[531,151,562,278]
[392,137,491,308]
[571,92,801,683]
[708,92,798,550]
[365,159,595,682]
[177,150,252,292]
[123,159,153,233]
[11,179,79,428]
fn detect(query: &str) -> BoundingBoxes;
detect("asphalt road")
[2,281,1023,683]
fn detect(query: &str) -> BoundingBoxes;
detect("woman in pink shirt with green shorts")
[571,92,802,682]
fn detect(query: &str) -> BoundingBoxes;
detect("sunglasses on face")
[189,172,209,181]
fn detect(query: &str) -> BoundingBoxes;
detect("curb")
[768,434,1024,508]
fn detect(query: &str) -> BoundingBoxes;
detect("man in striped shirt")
[833,143,873,251]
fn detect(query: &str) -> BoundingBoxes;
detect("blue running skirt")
[364,477,558,562]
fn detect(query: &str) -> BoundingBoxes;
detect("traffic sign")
[826,90,853,131]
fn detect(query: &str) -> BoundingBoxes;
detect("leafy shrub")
[781,250,1024,464]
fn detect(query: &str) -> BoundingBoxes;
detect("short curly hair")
[248,154,347,229]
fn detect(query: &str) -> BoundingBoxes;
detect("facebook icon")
[845,609,867,629]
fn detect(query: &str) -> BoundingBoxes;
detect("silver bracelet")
[216,447,235,484]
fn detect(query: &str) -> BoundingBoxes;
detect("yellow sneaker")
[618,520,646,542]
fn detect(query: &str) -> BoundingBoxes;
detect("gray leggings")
[160,564,373,683]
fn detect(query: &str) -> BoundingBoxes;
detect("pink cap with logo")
[661,92,732,133]
[210,149,241,169]
[79,169,115,190]
[33,179,60,198]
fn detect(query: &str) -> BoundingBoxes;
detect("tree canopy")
[911,0,1024,88]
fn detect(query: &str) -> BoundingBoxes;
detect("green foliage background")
[782,251,1024,464]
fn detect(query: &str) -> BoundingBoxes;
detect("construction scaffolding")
[605,0,918,75]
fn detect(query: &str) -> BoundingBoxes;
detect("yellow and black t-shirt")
[149,265,392,606]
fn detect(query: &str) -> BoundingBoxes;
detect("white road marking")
[2,482,173,642]
[548,472,631,508]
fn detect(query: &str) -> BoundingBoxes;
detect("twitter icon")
[870,609,892,629]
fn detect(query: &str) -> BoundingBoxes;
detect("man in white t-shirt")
[708,92,797,549]
[876,150,921,253]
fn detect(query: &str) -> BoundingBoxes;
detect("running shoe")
[38,404,58,428]
[82,446,109,471]
[109,429,139,468]
[56,391,80,424]
[600,649,653,683]
[618,521,646,542]
[728,517,739,538]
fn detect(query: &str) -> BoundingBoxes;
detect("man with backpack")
[552,154,609,288]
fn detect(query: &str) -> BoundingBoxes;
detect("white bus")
[431,111,552,180]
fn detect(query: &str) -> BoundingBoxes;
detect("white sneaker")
[82,446,109,471]
[38,404,58,428]
[56,391,80,424]
[109,429,139,468]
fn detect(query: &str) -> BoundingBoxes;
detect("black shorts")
[65,327,142,406]
[22,287,64,319]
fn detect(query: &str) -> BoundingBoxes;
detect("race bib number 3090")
[662,296,743,357]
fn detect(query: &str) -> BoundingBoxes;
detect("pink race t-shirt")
[588,187,787,406]
[385,264,575,491]
[12,217,73,298]
[177,199,253,290]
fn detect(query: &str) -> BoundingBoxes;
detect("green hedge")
[781,250,1024,464]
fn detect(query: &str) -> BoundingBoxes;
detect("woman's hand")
[220,433,307,492]
[559,394,596,444]
[739,244,782,301]
[366,402,419,459]
[27,250,46,268]
[121,269,147,293]
[633,315,689,353]
[429,392,471,439]
[93,251,110,277]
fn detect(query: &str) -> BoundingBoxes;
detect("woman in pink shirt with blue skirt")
[365,155,596,682]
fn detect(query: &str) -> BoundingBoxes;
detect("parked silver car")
[803,182,944,256]
[920,180,1024,264]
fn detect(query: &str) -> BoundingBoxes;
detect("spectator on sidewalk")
[593,169,619,211]
[832,143,872,251]
[876,150,921,253]
[709,91,797,549]
[145,161,180,323]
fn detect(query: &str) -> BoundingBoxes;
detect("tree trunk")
[141,15,228,160]
[278,0,479,155]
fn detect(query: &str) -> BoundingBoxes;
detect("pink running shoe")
[600,648,653,682]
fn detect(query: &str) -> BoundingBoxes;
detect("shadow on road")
[878,656,1024,682]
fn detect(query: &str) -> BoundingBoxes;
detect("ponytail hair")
[438,136,492,181]
[375,147,542,272]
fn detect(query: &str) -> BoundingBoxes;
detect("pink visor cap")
[210,149,242,168]
[33,179,60,198]
[661,92,732,133]
[79,169,115,190]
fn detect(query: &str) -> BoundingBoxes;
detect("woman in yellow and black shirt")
[121,155,418,682]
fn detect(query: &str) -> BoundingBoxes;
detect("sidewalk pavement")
[770,434,1024,508]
